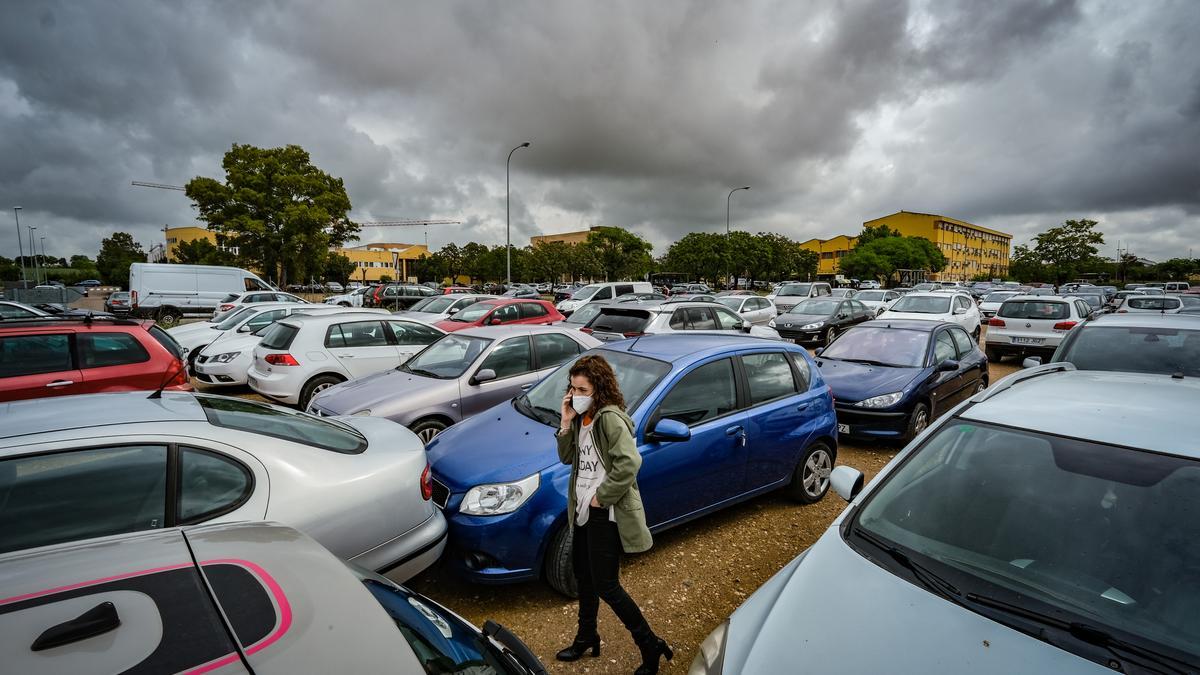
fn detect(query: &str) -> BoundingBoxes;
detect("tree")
[185,143,358,287]
[1155,257,1196,281]
[460,242,491,284]
[1007,244,1043,282]
[1031,218,1105,285]
[527,240,572,283]
[582,227,653,281]
[662,232,724,283]
[837,229,946,284]
[70,255,96,270]
[439,243,466,284]
[325,253,358,286]
[793,247,819,280]
[96,232,145,285]
[379,274,393,284]
[854,224,899,247]
[173,238,238,266]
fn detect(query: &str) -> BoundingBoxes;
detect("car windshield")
[572,285,600,300]
[515,350,671,427]
[777,283,812,297]
[788,298,839,315]
[1077,295,1104,308]
[1059,326,1200,376]
[820,327,928,368]
[411,296,456,313]
[983,292,1018,302]
[998,301,1069,320]
[565,302,605,325]
[197,395,366,453]
[451,303,496,322]
[888,296,950,314]
[856,291,887,302]
[852,420,1200,667]
[716,297,743,310]
[402,334,492,378]
[214,306,257,331]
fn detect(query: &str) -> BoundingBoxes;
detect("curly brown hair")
[568,354,626,413]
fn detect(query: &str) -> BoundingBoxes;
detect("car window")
[519,302,549,319]
[387,321,444,347]
[533,333,583,369]
[326,321,389,348]
[1058,326,1200,377]
[198,395,367,453]
[1076,300,1091,317]
[817,285,831,296]
[685,307,717,330]
[259,322,299,350]
[243,309,287,333]
[658,358,737,426]
[789,352,812,390]
[276,293,299,303]
[1128,297,1180,310]
[490,304,521,324]
[949,328,974,357]
[743,352,798,405]
[0,445,167,554]
[178,447,253,524]
[147,325,185,360]
[78,332,150,368]
[0,334,73,377]
[478,336,533,379]
[668,309,688,330]
[933,331,957,364]
[592,286,613,300]
[616,284,633,295]
[0,304,38,318]
[244,277,271,291]
[714,307,743,330]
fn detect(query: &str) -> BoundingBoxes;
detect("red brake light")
[265,353,300,366]
[219,303,234,312]
[131,290,138,308]
[1053,321,1077,331]
[420,464,433,501]
[988,317,1006,327]
[623,332,645,338]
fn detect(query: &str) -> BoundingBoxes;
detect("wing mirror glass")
[472,368,497,384]
[831,465,865,502]
[651,418,691,441]
[953,307,968,315]
[938,359,959,372]
[813,347,824,356]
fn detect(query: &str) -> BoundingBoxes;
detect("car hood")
[816,359,922,403]
[723,531,1104,674]
[775,313,828,325]
[198,332,262,355]
[425,400,557,491]
[309,368,455,416]
[434,319,475,332]
[167,322,221,340]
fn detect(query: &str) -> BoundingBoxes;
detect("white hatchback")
[212,290,309,318]
[853,289,902,316]
[878,292,982,338]
[1116,295,1183,314]
[984,295,1093,362]
[248,312,446,408]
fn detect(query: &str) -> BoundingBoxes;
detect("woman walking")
[555,354,672,675]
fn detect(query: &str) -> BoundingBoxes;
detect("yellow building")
[340,242,430,283]
[800,235,858,278]
[164,226,239,261]
[862,211,1011,282]
[530,227,600,247]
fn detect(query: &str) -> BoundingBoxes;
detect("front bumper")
[774,327,822,343]
[834,404,910,439]
[194,355,251,386]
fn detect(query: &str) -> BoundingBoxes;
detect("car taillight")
[173,360,189,385]
[265,353,300,366]
[131,290,138,308]
[219,303,235,312]
[988,317,1006,327]
[1053,321,1077,331]
[420,464,433,501]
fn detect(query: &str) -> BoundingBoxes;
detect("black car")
[368,283,440,309]
[771,297,875,345]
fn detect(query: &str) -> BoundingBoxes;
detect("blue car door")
[637,357,748,528]
[738,350,825,493]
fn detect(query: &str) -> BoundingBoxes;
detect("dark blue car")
[816,319,988,441]
[425,334,838,595]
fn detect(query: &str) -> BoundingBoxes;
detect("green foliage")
[662,232,725,283]
[527,240,573,282]
[185,143,358,286]
[324,253,358,285]
[1007,244,1044,282]
[379,274,393,284]
[661,231,819,284]
[854,224,899,247]
[837,226,946,283]
[0,256,19,282]
[1031,218,1105,284]
[70,255,96,270]
[96,232,145,286]
[173,238,238,266]
[1155,257,1197,280]
[583,227,653,281]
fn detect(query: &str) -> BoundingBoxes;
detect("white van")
[1164,281,1191,294]
[555,281,654,315]
[129,263,274,327]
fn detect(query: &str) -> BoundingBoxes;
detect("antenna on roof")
[627,333,645,352]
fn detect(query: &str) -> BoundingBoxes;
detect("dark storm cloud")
[1,0,1198,264]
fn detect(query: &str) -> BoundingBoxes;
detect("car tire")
[299,374,344,410]
[338,302,350,307]
[187,345,207,373]
[822,327,837,346]
[786,441,834,504]
[972,327,981,343]
[544,524,578,598]
[157,307,182,328]
[973,379,987,395]
[905,402,930,442]
[411,418,449,444]
[985,346,1003,362]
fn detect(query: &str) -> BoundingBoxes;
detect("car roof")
[0,391,206,443]
[894,292,952,299]
[0,316,150,332]
[1002,294,1076,302]
[280,311,427,327]
[455,324,575,339]
[1081,313,1200,328]
[962,369,1200,457]
[599,333,802,362]
[856,319,954,332]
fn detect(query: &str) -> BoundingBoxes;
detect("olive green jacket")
[556,405,653,553]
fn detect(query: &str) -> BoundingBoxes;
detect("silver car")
[393,293,499,323]
[0,521,544,674]
[308,325,601,441]
[693,364,1200,674]
[0,391,445,579]
[581,301,782,342]
[715,295,777,325]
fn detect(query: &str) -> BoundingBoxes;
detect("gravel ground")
[194,329,1018,674]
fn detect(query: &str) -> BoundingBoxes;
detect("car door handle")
[45,380,74,388]
[796,401,811,411]
[725,425,747,447]
[337,354,354,358]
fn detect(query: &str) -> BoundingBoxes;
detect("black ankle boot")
[555,633,601,662]
[633,635,673,675]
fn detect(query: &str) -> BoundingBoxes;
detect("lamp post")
[40,237,47,282]
[28,226,38,285]
[506,141,531,288]
[726,186,750,287]
[13,207,25,288]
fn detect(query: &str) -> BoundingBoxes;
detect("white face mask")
[571,395,593,415]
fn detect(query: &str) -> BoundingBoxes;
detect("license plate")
[1012,337,1044,345]
[837,423,850,434]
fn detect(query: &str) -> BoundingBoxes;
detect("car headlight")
[351,409,372,416]
[460,473,540,516]
[856,392,903,408]
[767,318,776,328]
[210,351,241,363]
[801,322,824,330]
[690,619,729,674]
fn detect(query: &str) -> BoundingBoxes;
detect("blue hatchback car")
[816,319,988,442]
[426,334,837,594]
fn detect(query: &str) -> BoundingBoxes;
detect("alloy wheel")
[802,448,833,498]
[912,408,929,435]
[417,427,441,443]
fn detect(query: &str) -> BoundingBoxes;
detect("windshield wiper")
[838,358,897,368]
[853,527,965,607]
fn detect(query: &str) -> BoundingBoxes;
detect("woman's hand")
[560,393,577,429]
[590,495,600,507]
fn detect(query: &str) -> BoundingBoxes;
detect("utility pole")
[28,226,38,285]
[13,207,25,288]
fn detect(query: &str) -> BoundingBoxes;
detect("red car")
[0,316,191,402]
[433,298,564,332]
[443,286,474,294]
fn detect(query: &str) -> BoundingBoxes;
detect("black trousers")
[573,506,653,644]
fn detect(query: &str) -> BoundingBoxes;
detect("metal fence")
[2,284,89,305]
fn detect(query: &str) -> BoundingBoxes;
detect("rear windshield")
[588,310,652,334]
[1128,297,1181,310]
[451,302,495,322]
[777,283,812,297]
[147,325,185,359]
[259,322,299,350]
[983,292,1017,302]
[411,296,455,313]
[1060,326,1200,377]
[856,291,887,302]
[888,296,951,314]
[998,301,1069,320]
[1076,295,1105,308]
[197,395,366,454]
[565,302,604,325]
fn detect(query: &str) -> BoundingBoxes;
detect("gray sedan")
[307,325,602,442]
[0,391,445,580]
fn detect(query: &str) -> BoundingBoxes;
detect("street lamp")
[726,186,750,287]
[506,141,531,288]
[40,237,47,281]
[12,207,24,288]
[28,225,38,285]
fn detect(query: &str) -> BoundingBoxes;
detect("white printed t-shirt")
[574,418,615,526]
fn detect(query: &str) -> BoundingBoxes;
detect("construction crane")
[131,181,185,191]
[353,220,463,248]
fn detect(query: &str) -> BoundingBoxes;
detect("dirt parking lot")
[194,333,1018,673]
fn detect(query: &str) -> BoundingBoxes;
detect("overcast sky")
[1,0,1198,264]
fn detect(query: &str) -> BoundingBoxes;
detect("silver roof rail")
[970,362,1076,404]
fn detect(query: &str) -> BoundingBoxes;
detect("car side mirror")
[490,318,502,325]
[938,359,959,372]
[830,465,864,502]
[740,320,752,332]
[471,368,497,384]
[1022,356,1043,368]
[237,324,252,333]
[813,347,824,356]
[651,418,691,442]
[448,307,459,315]
[953,307,967,315]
